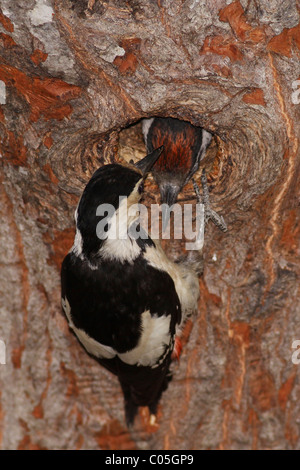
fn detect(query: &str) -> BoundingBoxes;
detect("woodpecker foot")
[193,170,227,233]
[192,177,202,205]
[171,336,183,361]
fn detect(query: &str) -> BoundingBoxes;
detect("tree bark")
[0,0,300,450]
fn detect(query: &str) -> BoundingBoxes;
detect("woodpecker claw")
[192,178,202,205]
[193,170,227,233]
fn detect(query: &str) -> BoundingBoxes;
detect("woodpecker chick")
[142,117,212,206]
[61,147,201,427]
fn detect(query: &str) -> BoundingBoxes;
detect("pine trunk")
[0,0,300,450]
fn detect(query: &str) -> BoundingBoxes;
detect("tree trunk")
[0,0,300,450]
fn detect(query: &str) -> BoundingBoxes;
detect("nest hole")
[117,117,226,258]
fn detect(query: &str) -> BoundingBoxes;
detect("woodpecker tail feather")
[119,381,139,427]
[118,360,173,427]
[147,368,173,417]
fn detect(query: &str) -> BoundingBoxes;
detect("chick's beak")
[160,184,180,231]
[160,184,180,207]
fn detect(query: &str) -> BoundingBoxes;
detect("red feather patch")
[171,336,183,361]
[151,124,197,173]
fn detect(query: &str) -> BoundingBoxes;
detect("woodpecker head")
[73,147,163,259]
[143,117,212,207]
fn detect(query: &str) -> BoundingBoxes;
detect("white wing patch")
[71,206,84,258]
[119,310,171,367]
[71,228,83,257]
[144,243,199,327]
[62,298,171,367]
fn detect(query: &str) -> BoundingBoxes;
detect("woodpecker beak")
[135,146,164,175]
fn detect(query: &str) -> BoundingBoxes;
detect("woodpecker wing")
[61,250,181,423]
[62,250,181,363]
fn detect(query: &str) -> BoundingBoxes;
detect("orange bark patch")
[32,348,52,420]
[0,63,82,122]
[219,0,266,43]
[212,64,232,78]
[243,88,266,106]
[230,322,250,347]
[200,35,243,62]
[114,52,138,74]
[43,227,75,271]
[75,434,84,450]
[94,419,137,450]
[224,321,250,406]
[249,367,276,412]
[283,149,289,160]
[113,38,141,74]
[12,346,25,369]
[60,362,79,397]
[178,318,194,350]
[18,434,47,450]
[0,130,27,166]
[32,403,44,420]
[0,106,5,123]
[0,9,14,32]
[280,209,299,253]
[284,406,299,446]
[219,399,231,450]
[0,32,17,47]
[278,373,296,411]
[248,408,259,450]
[43,163,58,184]
[31,49,48,66]
[43,133,53,149]
[199,278,222,306]
[267,23,300,57]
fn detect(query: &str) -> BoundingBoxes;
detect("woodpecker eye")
[138,182,144,194]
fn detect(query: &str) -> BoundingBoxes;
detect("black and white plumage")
[142,117,212,206]
[61,148,201,426]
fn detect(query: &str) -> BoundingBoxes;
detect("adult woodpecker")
[61,147,203,426]
[142,117,212,207]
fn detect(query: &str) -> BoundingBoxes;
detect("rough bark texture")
[0,0,300,450]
